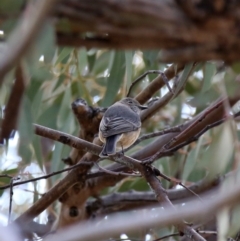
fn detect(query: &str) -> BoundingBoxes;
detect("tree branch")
[53,0,240,62]
[43,173,240,241]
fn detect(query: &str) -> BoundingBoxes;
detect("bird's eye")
[128,100,132,104]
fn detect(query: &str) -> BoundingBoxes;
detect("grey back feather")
[100,102,141,138]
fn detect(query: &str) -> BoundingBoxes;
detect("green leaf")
[31,89,43,122]
[0,0,24,13]
[24,21,55,81]
[231,61,240,74]
[142,50,159,67]
[18,144,33,165]
[92,51,112,75]
[0,82,8,106]
[188,88,219,110]
[117,178,149,192]
[77,48,88,74]
[38,101,61,129]
[76,80,92,104]
[32,136,43,169]
[87,51,96,72]
[56,47,72,64]
[18,97,34,164]
[224,70,240,97]
[200,121,234,179]
[57,84,71,129]
[172,63,194,99]
[36,22,55,64]
[50,114,73,182]
[27,80,42,102]
[182,135,204,181]
[125,51,133,91]
[102,51,125,106]
[185,80,200,95]
[53,74,66,91]
[202,62,216,92]
[50,142,64,183]
[0,168,18,196]
[0,19,17,34]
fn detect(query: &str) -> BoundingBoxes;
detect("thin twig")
[177,182,203,202]
[140,75,180,121]
[153,232,180,241]
[126,125,182,151]
[127,70,173,97]
[0,161,141,191]
[0,162,92,190]
[0,174,13,179]
[8,177,20,224]
[144,110,240,164]
[95,162,141,177]
[198,230,217,235]
[153,168,204,202]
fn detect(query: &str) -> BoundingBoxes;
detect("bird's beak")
[138,105,148,110]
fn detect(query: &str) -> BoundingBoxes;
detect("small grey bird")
[99,97,147,157]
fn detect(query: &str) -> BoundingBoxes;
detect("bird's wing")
[100,116,141,138]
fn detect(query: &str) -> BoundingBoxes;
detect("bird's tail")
[100,135,120,157]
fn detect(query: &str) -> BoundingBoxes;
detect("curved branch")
[86,176,221,215]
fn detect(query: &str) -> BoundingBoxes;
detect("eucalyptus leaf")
[182,135,204,181]
[142,50,159,67]
[18,97,34,164]
[32,136,43,169]
[56,47,72,64]
[202,62,216,92]
[231,61,240,74]
[172,63,194,99]
[57,85,71,129]
[24,21,55,81]
[92,51,113,76]
[87,51,96,72]
[38,102,61,129]
[77,48,88,74]
[102,51,125,106]
[31,90,43,122]
[50,142,64,183]
[200,122,234,179]
[50,114,73,182]
[0,0,24,13]
[125,51,133,91]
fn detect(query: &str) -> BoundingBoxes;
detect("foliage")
[1,1,240,241]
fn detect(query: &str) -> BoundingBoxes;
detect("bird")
[99,97,147,157]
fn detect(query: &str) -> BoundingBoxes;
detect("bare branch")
[43,174,240,241]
